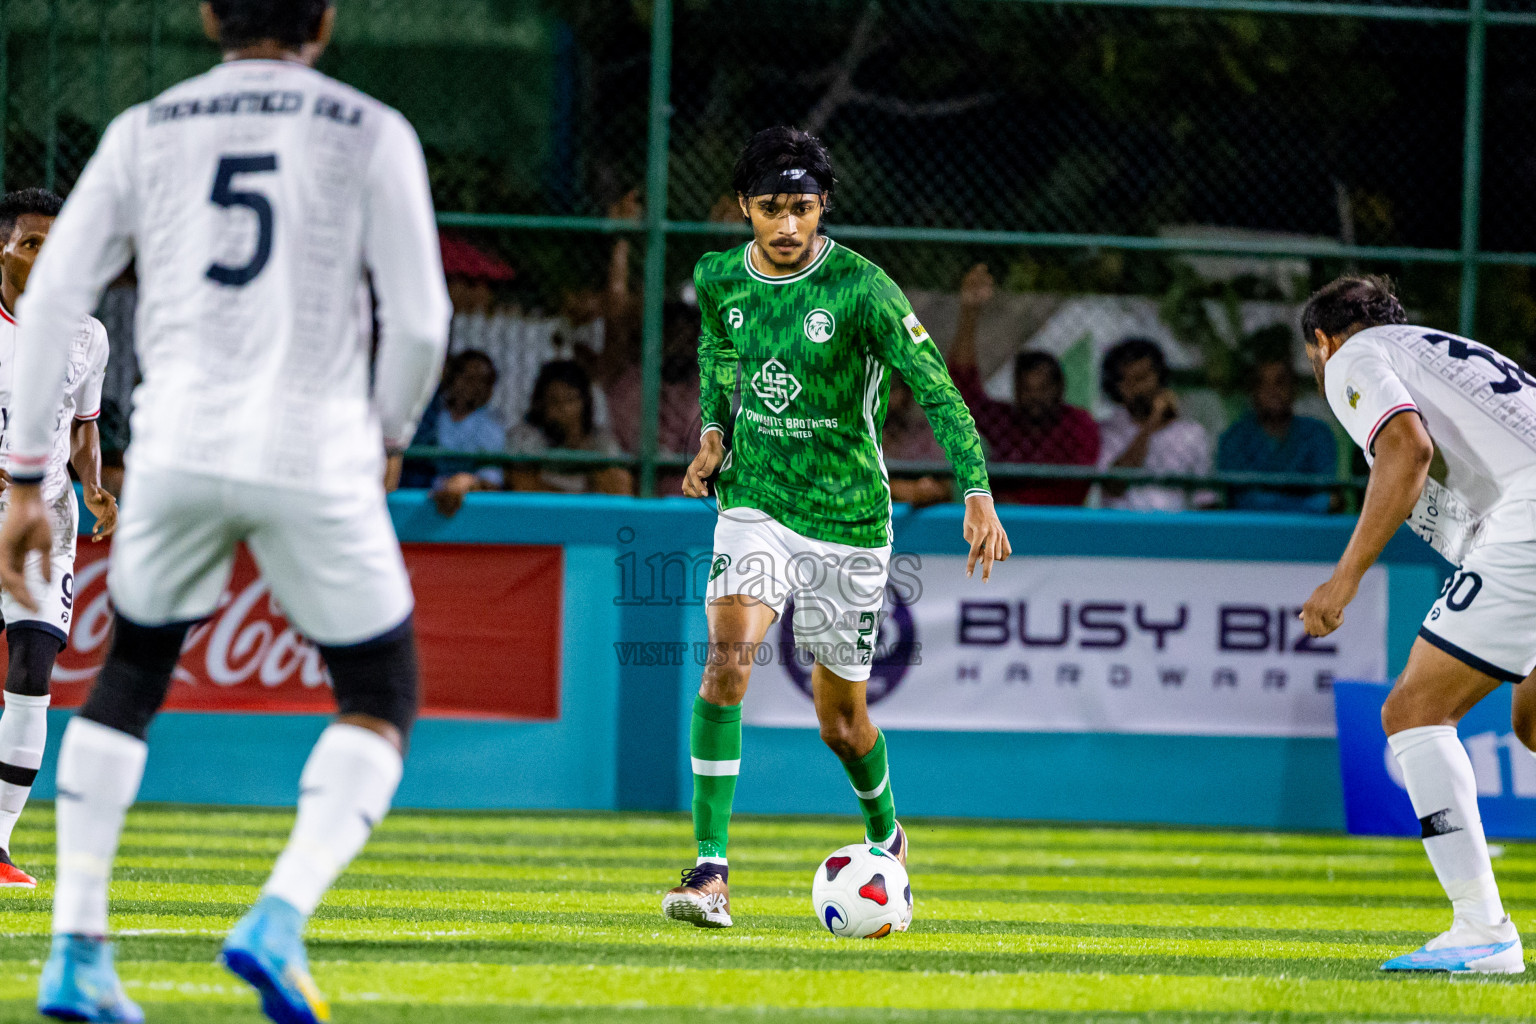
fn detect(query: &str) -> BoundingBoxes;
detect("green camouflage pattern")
[696,238,989,548]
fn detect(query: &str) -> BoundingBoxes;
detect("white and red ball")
[810,843,912,938]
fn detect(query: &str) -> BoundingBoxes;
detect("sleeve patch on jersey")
[1345,383,1362,410]
[902,312,929,345]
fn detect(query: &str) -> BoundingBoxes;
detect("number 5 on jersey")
[208,153,278,286]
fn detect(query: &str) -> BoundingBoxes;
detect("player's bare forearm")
[69,418,104,490]
[1338,413,1433,582]
[70,419,118,538]
[1302,413,1431,637]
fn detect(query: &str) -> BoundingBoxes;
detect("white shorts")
[1420,539,1536,683]
[708,507,890,682]
[0,488,80,643]
[109,465,413,646]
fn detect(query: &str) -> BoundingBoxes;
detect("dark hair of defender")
[731,126,837,219]
[209,0,332,49]
[0,188,64,241]
[1014,350,1065,390]
[1100,336,1168,403]
[1300,274,1407,344]
[525,359,594,447]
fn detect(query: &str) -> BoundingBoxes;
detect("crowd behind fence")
[5,0,1534,510]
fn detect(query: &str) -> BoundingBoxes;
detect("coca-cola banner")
[11,541,563,720]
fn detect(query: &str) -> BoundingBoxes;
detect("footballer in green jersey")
[663,127,1011,929]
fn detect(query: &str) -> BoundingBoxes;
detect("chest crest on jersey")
[804,308,836,344]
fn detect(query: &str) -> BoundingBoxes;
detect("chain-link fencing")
[4,0,1533,507]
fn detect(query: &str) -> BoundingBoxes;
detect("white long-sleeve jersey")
[0,304,108,505]
[11,59,450,493]
[1324,323,1536,560]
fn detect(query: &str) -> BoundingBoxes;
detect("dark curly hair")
[0,188,63,242]
[1100,337,1169,404]
[1300,275,1407,345]
[525,360,593,448]
[731,126,836,214]
[209,0,331,49]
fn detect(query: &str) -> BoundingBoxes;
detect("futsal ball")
[810,843,912,938]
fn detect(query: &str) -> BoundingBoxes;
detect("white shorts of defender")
[108,465,413,646]
[0,487,80,644]
[707,507,891,683]
[1419,538,1536,684]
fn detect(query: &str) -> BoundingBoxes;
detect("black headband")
[743,167,825,198]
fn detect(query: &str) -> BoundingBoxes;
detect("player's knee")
[4,625,65,698]
[701,657,751,704]
[818,714,863,761]
[79,614,191,741]
[1381,685,1438,735]
[319,616,419,746]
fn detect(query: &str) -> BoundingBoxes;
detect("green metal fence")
[4,0,1534,499]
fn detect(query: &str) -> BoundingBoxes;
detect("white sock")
[52,717,148,936]
[696,856,727,867]
[1388,725,1507,932]
[0,691,50,852]
[263,724,402,917]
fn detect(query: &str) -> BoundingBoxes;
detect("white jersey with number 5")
[1324,323,1536,559]
[8,59,450,494]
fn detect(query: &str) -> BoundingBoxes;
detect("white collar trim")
[742,237,836,285]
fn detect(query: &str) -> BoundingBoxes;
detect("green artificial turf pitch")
[0,807,1532,1022]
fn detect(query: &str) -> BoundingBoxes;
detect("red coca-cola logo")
[26,540,563,720]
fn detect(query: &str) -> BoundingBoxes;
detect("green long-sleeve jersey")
[696,238,990,548]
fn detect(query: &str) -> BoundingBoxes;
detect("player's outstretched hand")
[683,432,725,498]
[1301,572,1358,638]
[0,485,53,612]
[963,492,1011,582]
[83,483,118,540]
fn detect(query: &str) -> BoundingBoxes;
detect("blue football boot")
[219,896,330,1024]
[37,934,144,1023]
[1382,918,1525,974]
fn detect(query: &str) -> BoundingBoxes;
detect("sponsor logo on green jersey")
[902,312,929,344]
[750,357,802,413]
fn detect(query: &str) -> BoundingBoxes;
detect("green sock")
[843,730,896,844]
[690,695,742,861]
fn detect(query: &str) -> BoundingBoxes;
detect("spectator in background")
[606,300,702,494]
[427,350,508,517]
[441,233,515,318]
[947,264,1100,505]
[1097,337,1215,511]
[509,360,634,495]
[1218,355,1338,513]
[568,190,643,398]
[883,375,952,507]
